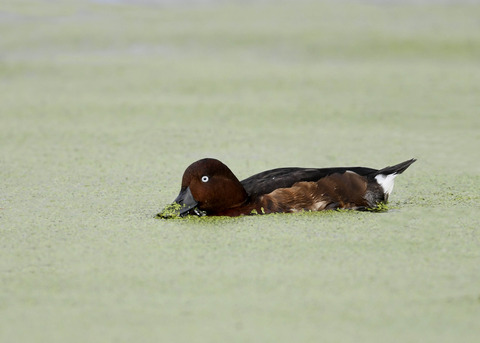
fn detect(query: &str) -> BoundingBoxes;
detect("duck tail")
[374,159,416,197]
[375,158,417,176]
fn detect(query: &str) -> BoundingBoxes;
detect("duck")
[157,158,416,218]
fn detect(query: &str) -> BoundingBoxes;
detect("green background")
[1,1,479,342]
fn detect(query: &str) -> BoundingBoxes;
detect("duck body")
[158,158,416,218]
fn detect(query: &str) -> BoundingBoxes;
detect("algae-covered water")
[1,1,479,342]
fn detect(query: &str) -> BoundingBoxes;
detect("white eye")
[201,176,209,183]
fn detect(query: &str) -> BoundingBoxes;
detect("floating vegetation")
[367,202,390,213]
[156,202,184,219]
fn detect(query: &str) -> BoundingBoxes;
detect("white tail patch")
[375,173,397,196]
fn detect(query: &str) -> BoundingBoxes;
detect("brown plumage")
[158,158,416,218]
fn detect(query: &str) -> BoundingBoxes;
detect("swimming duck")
[158,158,416,218]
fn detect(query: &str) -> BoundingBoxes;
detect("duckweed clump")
[367,202,390,213]
[156,202,184,219]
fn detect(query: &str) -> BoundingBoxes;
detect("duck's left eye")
[201,176,209,183]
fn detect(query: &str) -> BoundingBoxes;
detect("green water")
[1,1,479,342]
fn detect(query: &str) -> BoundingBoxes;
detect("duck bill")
[157,187,199,218]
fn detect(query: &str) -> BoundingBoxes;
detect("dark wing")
[240,166,378,198]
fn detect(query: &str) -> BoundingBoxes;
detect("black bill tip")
[156,187,202,219]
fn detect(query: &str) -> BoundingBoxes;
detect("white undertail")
[375,173,397,196]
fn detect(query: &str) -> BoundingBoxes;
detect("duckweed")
[1,1,479,343]
[156,202,184,219]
